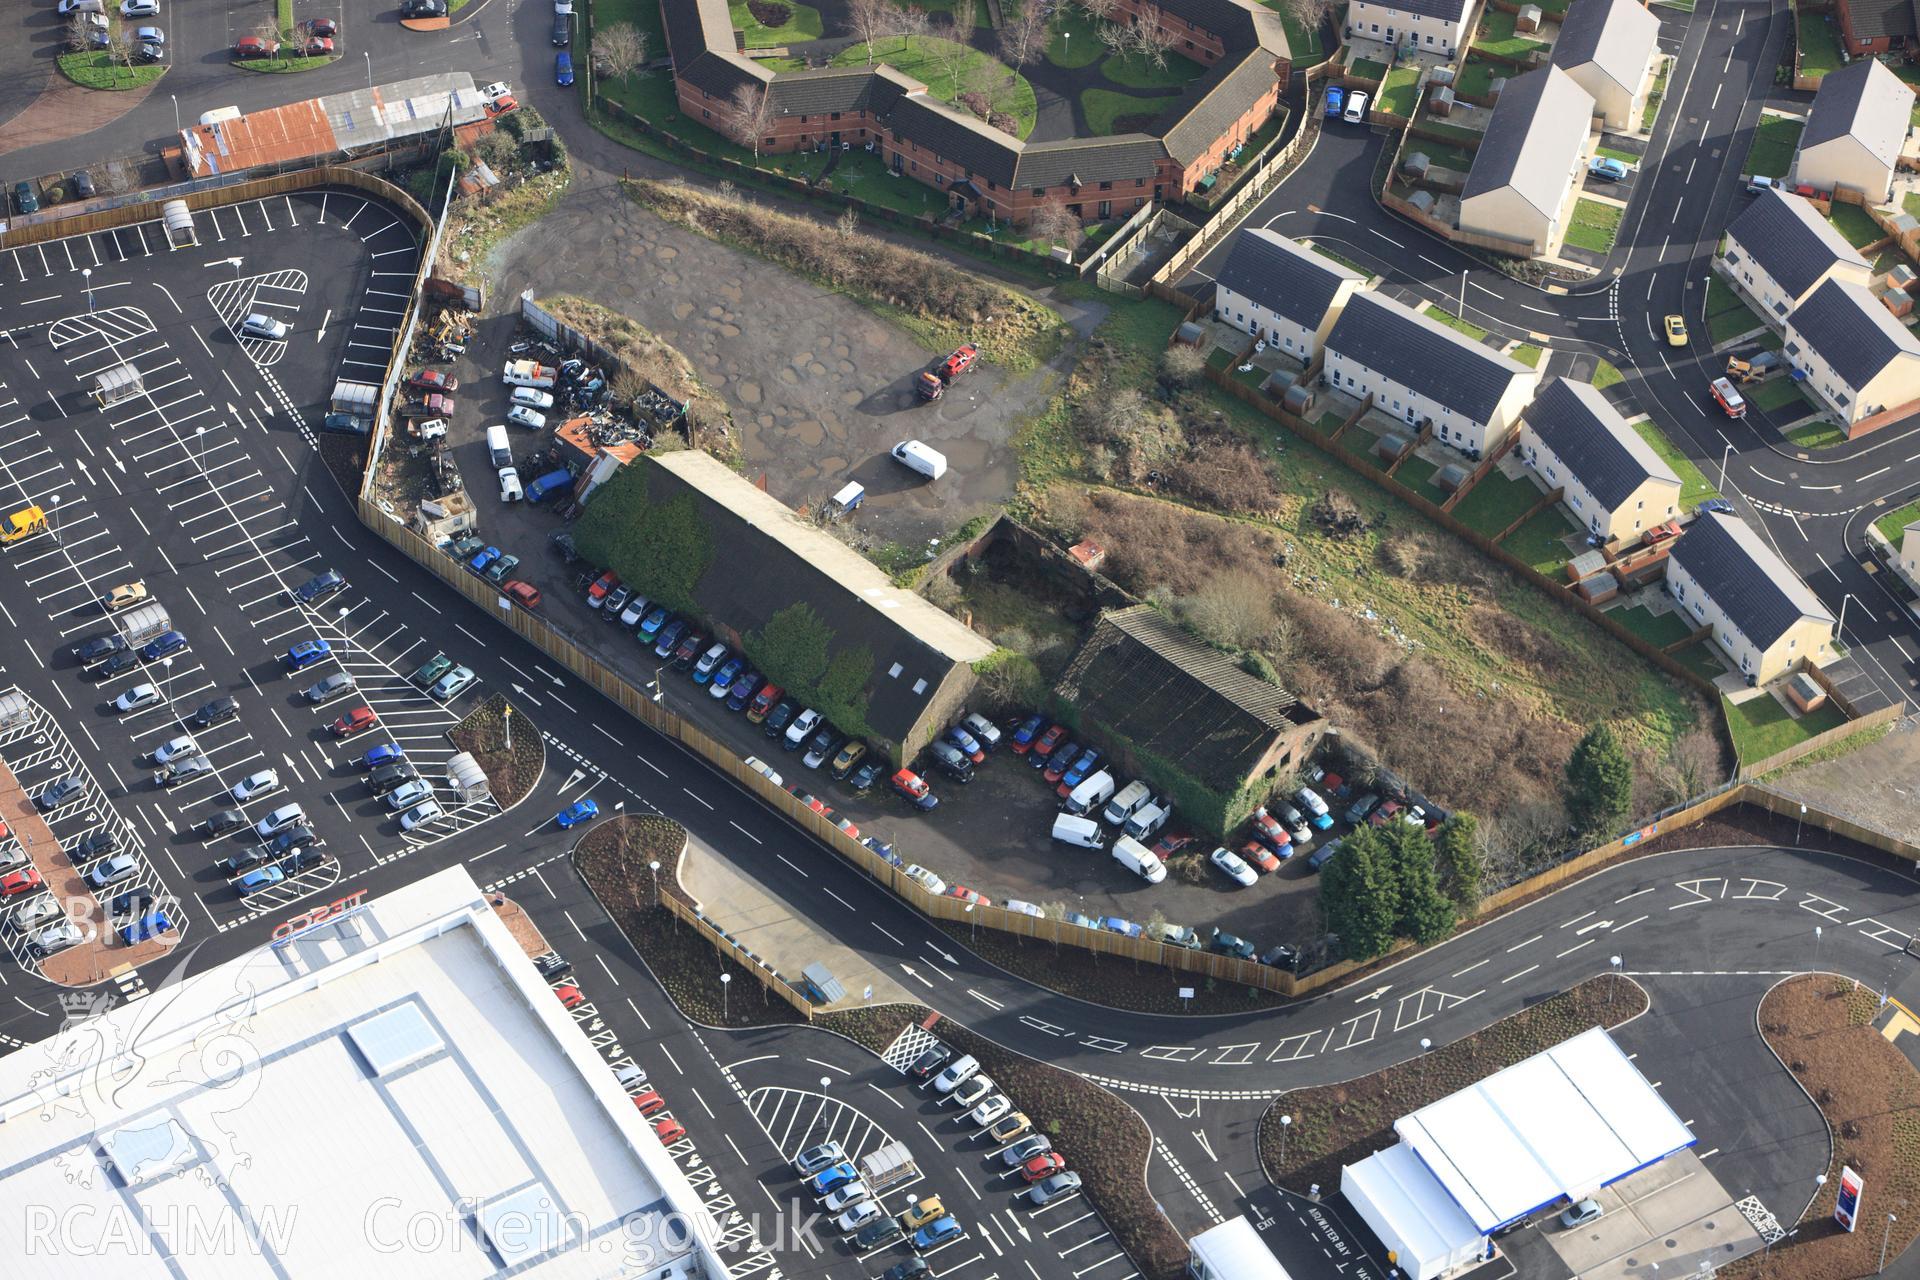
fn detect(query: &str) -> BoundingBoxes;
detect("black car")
[72,633,126,664]
[670,633,706,671]
[883,1259,931,1280]
[73,830,117,861]
[848,759,885,792]
[1209,928,1256,960]
[95,650,141,680]
[926,741,974,784]
[110,886,156,920]
[320,412,370,436]
[551,10,571,44]
[197,809,248,839]
[401,0,447,14]
[534,951,572,980]
[907,1044,951,1080]
[35,777,82,812]
[763,700,798,738]
[367,761,420,795]
[133,41,164,63]
[290,569,347,604]
[852,1218,903,1252]
[70,171,96,199]
[1260,944,1299,969]
[279,847,328,875]
[188,695,239,729]
[267,825,318,857]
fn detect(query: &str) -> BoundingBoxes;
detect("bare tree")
[66,12,96,53]
[593,22,650,82]
[847,0,892,62]
[720,82,776,162]
[835,205,860,239]
[997,1,1049,70]
[931,22,971,89]
[953,0,978,35]
[1079,0,1121,20]
[1276,0,1333,43]
[1179,568,1280,649]
[106,29,138,76]
[1096,19,1131,58]
[892,4,931,55]
[1029,202,1084,254]
[1158,343,1206,389]
[1129,12,1174,69]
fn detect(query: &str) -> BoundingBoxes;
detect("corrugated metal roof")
[180,72,486,177]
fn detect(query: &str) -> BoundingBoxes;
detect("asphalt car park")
[0,189,502,941]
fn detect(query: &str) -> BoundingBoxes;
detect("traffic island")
[447,693,545,810]
[1258,974,1648,1193]
[574,813,808,1027]
[1733,974,1920,1278]
[820,1003,1188,1280]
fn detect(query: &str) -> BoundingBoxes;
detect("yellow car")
[1663,314,1688,347]
[900,1196,946,1230]
[987,1111,1032,1144]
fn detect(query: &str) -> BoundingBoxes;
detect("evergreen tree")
[1387,822,1457,945]
[1565,723,1634,837]
[1435,812,1484,912]
[1318,826,1400,961]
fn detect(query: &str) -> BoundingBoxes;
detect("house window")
[1099,181,1113,191]
[831,112,841,120]
[1283,336,1294,350]
[1426,32,1434,42]
[1370,22,1379,31]
[1032,187,1045,197]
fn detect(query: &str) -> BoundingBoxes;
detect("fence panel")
[1737,701,1905,779]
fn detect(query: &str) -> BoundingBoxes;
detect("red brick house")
[661,0,1289,225]
[1834,0,1916,55]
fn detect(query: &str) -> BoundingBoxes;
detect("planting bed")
[448,694,546,810]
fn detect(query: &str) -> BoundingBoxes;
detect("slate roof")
[767,66,905,118]
[1842,0,1917,41]
[1463,67,1596,217]
[1055,605,1322,790]
[635,452,993,746]
[1015,136,1165,189]
[1723,187,1871,302]
[1669,511,1835,647]
[1800,58,1914,170]
[886,96,1024,185]
[1214,228,1363,330]
[1161,50,1284,165]
[676,50,771,105]
[1522,378,1680,511]
[1550,0,1661,95]
[1786,277,1920,391]
[1325,292,1533,423]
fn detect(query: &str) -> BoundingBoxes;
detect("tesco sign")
[271,890,369,944]
[1835,1165,1864,1233]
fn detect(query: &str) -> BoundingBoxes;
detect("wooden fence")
[657,888,819,1020]
[1745,784,1920,863]
[1739,700,1906,779]
[1153,92,1323,287]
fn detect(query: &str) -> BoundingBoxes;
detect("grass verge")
[1723,693,1848,767]
[57,51,167,90]
[1745,113,1805,179]
[1642,58,1669,129]
[1566,199,1624,253]
[1873,497,1920,544]
[1591,357,1625,390]
[1423,305,1487,340]
[447,693,545,809]
[1259,975,1647,1190]
[1784,418,1847,449]
[1631,419,1720,507]
[625,178,1064,373]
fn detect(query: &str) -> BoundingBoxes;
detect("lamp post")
[82,267,93,314]
[194,424,207,474]
[1458,269,1467,324]
[1880,1212,1898,1273]
[1419,1037,1433,1094]
[965,901,977,943]
[649,666,664,703]
[1278,1114,1292,1169]
[47,493,59,544]
[720,972,731,1020]
[649,859,660,900]
[363,50,373,95]
[1609,954,1623,1015]
[1815,925,1824,974]
[1718,441,1733,494]
[1798,803,1806,845]
[170,92,179,134]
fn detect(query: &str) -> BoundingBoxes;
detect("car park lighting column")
[82,269,93,314]
[720,971,730,1019]
[47,494,58,545]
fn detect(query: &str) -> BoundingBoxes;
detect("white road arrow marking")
[535,663,565,686]
[1576,919,1614,935]
[1354,984,1391,1002]
[899,964,932,989]
[510,682,544,708]
[317,309,331,342]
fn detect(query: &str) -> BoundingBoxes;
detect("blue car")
[653,619,686,659]
[1101,916,1142,937]
[470,546,500,573]
[1697,497,1734,515]
[709,658,745,696]
[1587,156,1629,181]
[236,866,286,896]
[555,798,599,829]
[1059,748,1101,790]
[285,638,331,670]
[1009,713,1044,751]
[141,630,189,662]
[360,743,406,771]
[809,1161,858,1195]
[555,51,574,85]
[1324,85,1345,118]
[726,672,763,711]
[912,1217,963,1250]
[638,605,671,640]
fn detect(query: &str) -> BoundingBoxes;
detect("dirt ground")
[1764,717,1920,848]
[477,174,1099,546]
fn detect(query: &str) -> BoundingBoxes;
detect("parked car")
[692,643,731,685]
[1324,84,1345,117]
[1588,156,1629,181]
[726,672,763,711]
[330,706,378,738]
[747,682,784,722]
[86,854,138,889]
[1021,1152,1067,1184]
[1209,928,1256,959]
[1004,1138,1058,1170]
[399,801,443,832]
[905,864,947,896]
[943,725,986,764]
[1342,90,1369,123]
[140,631,187,662]
[359,744,406,771]
[1029,724,1067,761]
[1296,787,1334,828]
[822,1181,870,1213]
[233,35,279,58]
[913,1217,964,1250]
[72,633,126,664]
[803,726,841,769]
[505,580,542,608]
[232,769,282,802]
[1,868,44,897]
[795,1141,847,1176]
[829,740,867,780]
[891,768,937,810]
[113,683,161,713]
[652,619,687,659]
[410,653,454,689]
[1026,1172,1082,1205]
[1008,713,1045,753]
[908,1045,952,1080]
[837,1202,884,1234]
[197,809,249,839]
[808,1161,859,1195]
[585,570,619,607]
[763,699,798,738]
[302,672,356,705]
[784,708,823,751]
[35,777,83,812]
[927,741,974,783]
[429,666,476,700]
[290,569,347,604]
[853,1218,904,1252]
[284,638,332,670]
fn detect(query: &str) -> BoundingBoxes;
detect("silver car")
[303,672,357,704]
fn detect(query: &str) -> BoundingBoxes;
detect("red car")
[504,579,541,608]
[555,984,584,1009]
[1644,520,1683,545]
[233,35,279,58]
[1152,831,1193,860]
[938,344,978,382]
[654,1117,687,1144]
[1249,808,1289,849]
[1240,841,1281,874]
[946,885,991,907]
[330,706,378,738]
[586,571,618,606]
[833,816,861,840]
[632,1089,667,1116]
[407,370,458,393]
[302,36,334,55]
[892,769,931,801]
[1030,724,1067,760]
[1021,1152,1066,1183]
[747,682,784,723]
[1,867,42,897]
[1042,747,1078,785]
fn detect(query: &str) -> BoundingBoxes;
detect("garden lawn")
[1724,693,1848,767]
[1394,454,1449,506]
[1745,113,1804,178]
[1272,4,1324,61]
[1082,87,1160,135]
[1510,343,1544,367]
[1456,57,1496,99]
[1046,9,1103,68]
[1565,199,1623,253]
[1450,468,1543,536]
[1785,419,1847,449]
[729,0,823,46]
[1631,419,1720,506]
[1875,497,1920,544]
[1422,306,1488,340]
[1825,202,1883,249]
[834,37,1037,137]
[1797,8,1844,78]
[1101,50,1206,89]
[1642,59,1668,129]
[1378,64,1421,117]
[1349,56,1389,81]
[1749,376,1817,415]
[1474,8,1549,57]
[1503,507,1578,574]
[1608,604,1695,649]
[1705,276,1766,344]
[1899,63,1920,125]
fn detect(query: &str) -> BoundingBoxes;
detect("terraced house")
[1346,0,1474,55]
[1210,228,1368,361]
[661,0,1290,224]
[1717,187,1872,322]
[1665,512,1835,684]
[1517,379,1681,544]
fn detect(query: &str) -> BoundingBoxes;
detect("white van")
[1111,835,1167,884]
[498,467,523,503]
[1123,801,1170,841]
[1102,780,1152,827]
[198,105,241,126]
[889,439,947,481]
[487,424,512,468]
[1064,769,1115,816]
[1051,813,1104,849]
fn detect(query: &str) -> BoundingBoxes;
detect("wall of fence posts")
[656,889,817,1019]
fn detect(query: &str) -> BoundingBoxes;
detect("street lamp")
[1881,1212,1899,1273]
[363,50,373,95]
[82,267,93,314]
[1278,1114,1292,1168]
[47,494,59,544]
[1609,954,1623,1015]
[720,972,731,1020]
[648,859,660,901]
[194,424,206,473]
[1419,1037,1433,1094]
[1718,441,1733,494]
[649,666,664,703]
[965,901,977,943]
[1798,803,1807,845]
[1815,925,1824,973]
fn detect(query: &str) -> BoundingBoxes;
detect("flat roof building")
[0,866,722,1280]
[179,72,493,177]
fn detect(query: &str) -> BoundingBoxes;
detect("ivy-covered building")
[579,451,993,762]
[1054,604,1327,834]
